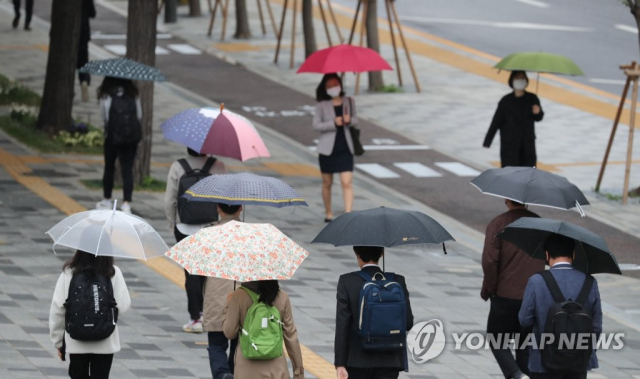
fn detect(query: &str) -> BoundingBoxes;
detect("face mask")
[512,79,527,91]
[327,86,342,98]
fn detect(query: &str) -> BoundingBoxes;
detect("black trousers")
[501,139,536,168]
[102,139,137,202]
[77,40,91,84]
[69,353,114,379]
[531,373,587,379]
[175,228,206,321]
[13,0,33,26]
[346,367,400,379]
[487,296,530,378]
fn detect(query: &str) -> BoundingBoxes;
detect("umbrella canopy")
[79,57,166,81]
[46,208,168,260]
[311,207,454,248]
[470,167,589,215]
[183,172,308,208]
[166,221,309,281]
[296,44,393,74]
[497,217,621,275]
[494,52,584,76]
[160,106,270,161]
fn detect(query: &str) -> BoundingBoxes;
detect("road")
[332,0,636,94]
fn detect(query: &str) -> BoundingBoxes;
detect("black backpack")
[108,93,141,145]
[64,268,118,341]
[540,271,595,374]
[177,157,219,225]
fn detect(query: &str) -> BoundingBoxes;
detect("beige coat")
[223,287,304,379]
[203,215,241,332]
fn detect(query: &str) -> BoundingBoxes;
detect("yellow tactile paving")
[0,44,48,52]
[0,147,336,378]
[213,42,270,52]
[263,162,321,177]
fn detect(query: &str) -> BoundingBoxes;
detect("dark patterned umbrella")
[182,173,307,208]
[79,57,166,81]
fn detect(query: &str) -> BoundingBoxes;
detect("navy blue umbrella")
[182,173,307,208]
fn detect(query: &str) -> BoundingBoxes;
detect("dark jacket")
[80,0,96,43]
[484,91,544,148]
[334,266,414,370]
[519,264,602,373]
[481,209,544,300]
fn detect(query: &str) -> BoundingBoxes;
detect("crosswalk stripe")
[393,162,442,178]
[104,44,126,55]
[155,46,170,55]
[435,162,481,177]
[356,164,400,179]
[168,44,202,55]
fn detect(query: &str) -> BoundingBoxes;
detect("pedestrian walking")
[12,0,33,30]
[95,77,142,215]
[49,251,131,379]
[519,234,603,379]
[313,73,357,222]
[482,200,543,379]
[164,148,227,333]
[78,0,96,102]
[335,246,414,379]
[201,204,242,379]
[483,71,544,168]
[223,280,305,379]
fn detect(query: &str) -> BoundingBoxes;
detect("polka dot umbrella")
[79,57,166,82]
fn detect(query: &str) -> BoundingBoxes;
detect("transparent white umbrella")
[46,202,168,260]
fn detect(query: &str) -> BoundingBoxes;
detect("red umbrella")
[296,44,392,74]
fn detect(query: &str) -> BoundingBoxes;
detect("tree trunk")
[365,0,384,91]
[36,0,82,133]
[634,6,640,57]
[126,0,158,185]
[302,0,317,58]
[188,0,202,17]
[234,0,251,39]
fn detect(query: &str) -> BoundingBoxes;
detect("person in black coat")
[483,71,544,168]
[78,0,96,102]
[334,246,414,379]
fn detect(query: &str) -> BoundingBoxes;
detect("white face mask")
[326,86,342,98]
[512,79,527,91]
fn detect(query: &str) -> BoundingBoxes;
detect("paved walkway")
[1,2,640,379]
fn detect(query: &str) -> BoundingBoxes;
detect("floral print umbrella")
[165,221,309,281]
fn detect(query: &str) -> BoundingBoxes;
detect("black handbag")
[346,98,365,156]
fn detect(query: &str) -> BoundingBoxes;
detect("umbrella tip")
[113,199,117,212]
[220,103,224,112]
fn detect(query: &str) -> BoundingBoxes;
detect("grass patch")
[0,115,103,155]
[80,177,167,192]
[380,84,404,93]
[0,73,41,106]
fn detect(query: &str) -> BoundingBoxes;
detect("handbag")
[346,98,365,156]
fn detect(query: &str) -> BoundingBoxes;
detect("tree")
[188,0,202,17]
[365,0,384,91]
[36,0,82,133]
[234,0,251,39]
[302,0,317,57]
[623,1,640,55]
[126,0,158,184]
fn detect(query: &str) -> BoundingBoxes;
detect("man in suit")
[335,246,414,379]
[482,200,543,379]
[519,234,603,379]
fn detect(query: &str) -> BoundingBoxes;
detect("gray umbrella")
[79,57,166,82]
[311,207,454,249]
[497,217,621,275]
[470,167,589,216]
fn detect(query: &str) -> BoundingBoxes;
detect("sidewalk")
[1,2,640,379]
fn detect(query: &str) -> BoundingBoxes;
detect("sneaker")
[95,199,112,210]
[120,202,132,215]
[81,81,89,102]
[24,25,31,31]
[183,319,203,333]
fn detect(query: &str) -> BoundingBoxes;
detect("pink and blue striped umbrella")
[160,107,270,161]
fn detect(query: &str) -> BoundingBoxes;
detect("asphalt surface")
[332,0,636,94]
[32,1,640,276]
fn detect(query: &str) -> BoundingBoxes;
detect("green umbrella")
[494,52,584,76]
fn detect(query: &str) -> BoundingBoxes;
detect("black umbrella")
[470,167,589,216]
[497,217,621,275]
[311,207,454,249]
[79,57,166,82]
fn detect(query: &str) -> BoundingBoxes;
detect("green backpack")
[239,287,284,360]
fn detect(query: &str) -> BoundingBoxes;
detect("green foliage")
[55,130,104,148]
[0,74,41,106]
[380,84,404,93]
[81,177,167,192]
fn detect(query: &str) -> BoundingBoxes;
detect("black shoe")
[24,25,31,31]
[12,15,19,29]
[324,218,332,223]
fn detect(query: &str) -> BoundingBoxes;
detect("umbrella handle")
[113,199,118,212]
[576,200,585,218]
[220,103,225,113]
